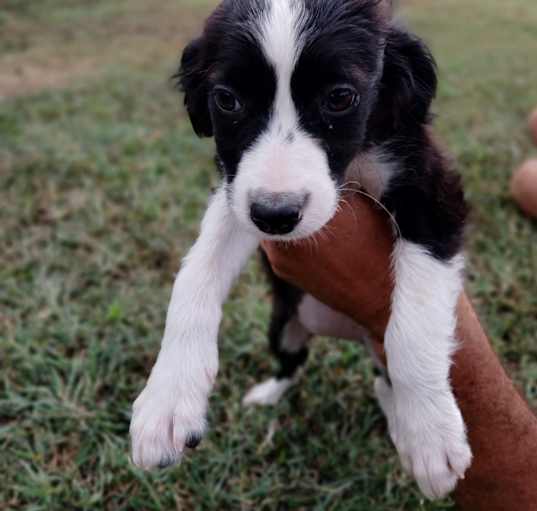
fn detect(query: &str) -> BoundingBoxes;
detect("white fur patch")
[298,295,386,372]
[280,315,311,353]
[259,0,305,132]
[230,0,338,241]
[243,377,294,407]
[382,240,472,499]
[345,148,399,200]
[298,294,369,341]
[130,187,260,469]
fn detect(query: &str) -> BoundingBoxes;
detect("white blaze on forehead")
[259,0,305,132]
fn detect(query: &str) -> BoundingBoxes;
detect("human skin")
[262,194,537,510]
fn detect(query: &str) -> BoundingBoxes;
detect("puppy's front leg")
[377,240,472,499]
[130,187,258,469]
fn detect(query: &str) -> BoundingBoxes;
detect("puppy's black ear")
[372,27,437,133]
[176,37,213,138]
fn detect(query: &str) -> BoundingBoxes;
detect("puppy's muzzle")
[249,191,308,235]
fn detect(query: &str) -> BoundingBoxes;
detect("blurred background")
[1,1,536,509]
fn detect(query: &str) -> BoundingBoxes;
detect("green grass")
[1,1,536,509]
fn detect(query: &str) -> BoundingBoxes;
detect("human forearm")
[264,194,537,509]
[451,294,537,511]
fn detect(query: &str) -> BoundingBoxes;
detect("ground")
[1,0,536,510]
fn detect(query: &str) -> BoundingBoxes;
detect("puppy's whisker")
[337,184,401,239]
[336,196,360,228]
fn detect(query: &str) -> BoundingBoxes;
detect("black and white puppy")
[130,0,472,500]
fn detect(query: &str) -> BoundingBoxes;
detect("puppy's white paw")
[130,378,210,470]
[375,377,472,500]
[242,377,294,407]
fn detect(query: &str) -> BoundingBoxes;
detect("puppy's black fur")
[260,251,308,379]
[367,28,468,260]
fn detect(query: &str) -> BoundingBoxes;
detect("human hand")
[262,193,394,343]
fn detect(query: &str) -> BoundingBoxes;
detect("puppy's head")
[178,0,436,240]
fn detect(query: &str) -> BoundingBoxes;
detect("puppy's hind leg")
[243,253,311,407]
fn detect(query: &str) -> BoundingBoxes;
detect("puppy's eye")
[325,87,358,114]
[214,87,242,113]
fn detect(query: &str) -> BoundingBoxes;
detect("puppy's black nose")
[250,192,306,235]
[250,202,301,235]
